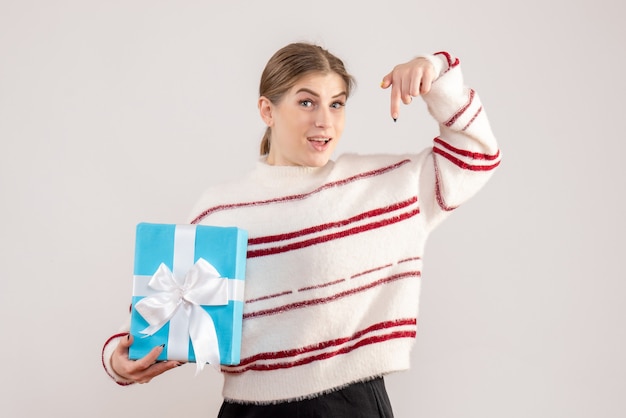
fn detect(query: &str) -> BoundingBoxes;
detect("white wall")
[1,1,624,417]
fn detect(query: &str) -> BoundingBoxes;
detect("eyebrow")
[295,88,347,99]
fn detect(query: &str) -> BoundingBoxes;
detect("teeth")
[310,138,330,143]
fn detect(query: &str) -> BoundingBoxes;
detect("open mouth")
[308,137,331,145]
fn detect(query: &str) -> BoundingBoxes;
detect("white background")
[1,1,625,417]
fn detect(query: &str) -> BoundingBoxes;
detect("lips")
[307,137,332,151]
[307,136,332,152]
[308,137,331,144]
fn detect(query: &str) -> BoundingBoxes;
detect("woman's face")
[260,72,347,167]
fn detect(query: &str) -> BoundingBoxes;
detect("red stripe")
[434,51,459,70]
[433,147,501,172]
[225,331,416,373]
[434,137,500,161]
[236,319,416,365]
[433,155,458,212]
[351,263,393,279]
[190,159,412,224]
[249,196,418,245]
[246,290,293,304]
[224,319,417,373]
[247,208,420,258]
[243,271,421,319]
[445,89,475,127]
[247,259,420,304]
[299,278,346,292]
[398,256,421,264]
[462,106,483,131]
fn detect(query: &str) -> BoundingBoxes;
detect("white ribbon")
[134,258,228,373]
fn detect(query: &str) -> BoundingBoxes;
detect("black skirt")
[217,377,394,418]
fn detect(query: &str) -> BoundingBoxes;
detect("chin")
[305,155,332,167]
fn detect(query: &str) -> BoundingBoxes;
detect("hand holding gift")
[110,334,181,384]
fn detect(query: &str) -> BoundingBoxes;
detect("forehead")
[290,72,347,96]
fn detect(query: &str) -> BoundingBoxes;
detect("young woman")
[102,42,501,417]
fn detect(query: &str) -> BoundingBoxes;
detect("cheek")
[288,117,308,136]
[276,114,300,135]
[335,115,346,135]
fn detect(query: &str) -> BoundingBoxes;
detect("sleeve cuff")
[101,333,135,386]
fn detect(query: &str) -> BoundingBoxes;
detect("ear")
[258,96,274,127]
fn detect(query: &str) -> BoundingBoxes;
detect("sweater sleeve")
[101,315,135,386]
[418,51,501,229]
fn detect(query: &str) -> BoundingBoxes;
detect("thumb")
[119,333,133,350]
[380,72,392,89]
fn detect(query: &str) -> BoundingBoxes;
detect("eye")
[299,99,313,108]
[330,101,345,109]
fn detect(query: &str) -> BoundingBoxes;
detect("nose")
[314,107,331,128]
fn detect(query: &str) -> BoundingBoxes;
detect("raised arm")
[382,52,501,227]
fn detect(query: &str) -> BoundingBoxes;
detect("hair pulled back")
[259,42,355,155]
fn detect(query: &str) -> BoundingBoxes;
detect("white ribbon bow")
[134,258,228,373]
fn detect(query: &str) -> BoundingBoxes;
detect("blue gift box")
[129,223,247,368]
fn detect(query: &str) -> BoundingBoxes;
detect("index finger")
[381,71,405,121]
[389,79,403,121]
[130,344,166,371]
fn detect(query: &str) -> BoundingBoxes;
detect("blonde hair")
[259,42,355,155]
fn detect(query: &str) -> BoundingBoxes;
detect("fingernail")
[380,81,385,88]
[393,117,397,123]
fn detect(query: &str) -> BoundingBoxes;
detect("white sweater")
[102,52,501,403]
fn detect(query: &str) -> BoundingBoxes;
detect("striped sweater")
[102,52,501,403]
